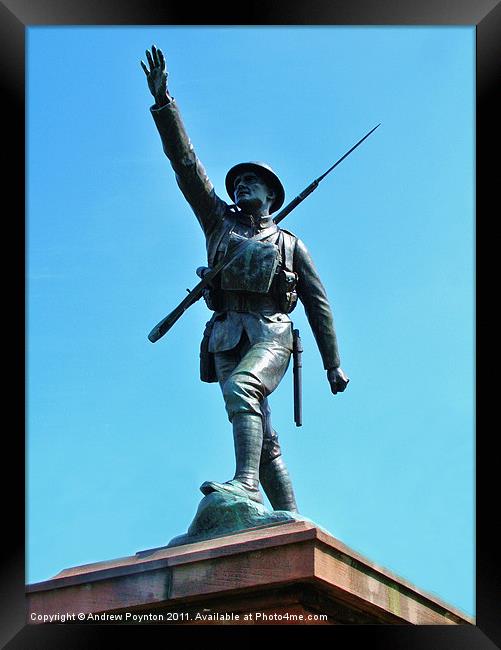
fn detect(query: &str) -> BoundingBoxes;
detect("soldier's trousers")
[213,332,291,464]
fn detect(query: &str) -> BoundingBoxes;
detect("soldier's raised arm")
[141,45,227,236]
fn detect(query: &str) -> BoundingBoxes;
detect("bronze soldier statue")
[142,45,349,514]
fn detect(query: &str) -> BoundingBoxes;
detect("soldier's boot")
[260,456,299,513]
[200,413,264,504]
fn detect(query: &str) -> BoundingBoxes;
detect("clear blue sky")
[27,26,475,617]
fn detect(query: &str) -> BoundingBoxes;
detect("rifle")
[148,226,276,342]
[148,123,380,343]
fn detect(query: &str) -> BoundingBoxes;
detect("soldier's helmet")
[225,161,285,214]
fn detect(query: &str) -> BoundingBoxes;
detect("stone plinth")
[26,521,473,625]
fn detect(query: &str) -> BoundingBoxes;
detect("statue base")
[27,520,473,625]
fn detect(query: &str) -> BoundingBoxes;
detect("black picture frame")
[4,0,498,647]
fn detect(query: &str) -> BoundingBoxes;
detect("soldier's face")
[234,172,275,213]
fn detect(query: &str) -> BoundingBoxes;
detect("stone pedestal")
[27,521,473,625]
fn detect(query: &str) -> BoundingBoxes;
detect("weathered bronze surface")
[166,492,311,548]
[141,46,349,536]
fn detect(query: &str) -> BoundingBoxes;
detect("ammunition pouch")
[220,233,280,294]
[198,227,298,319]
[275,269,298,314]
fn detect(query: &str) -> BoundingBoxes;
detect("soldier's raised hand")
[141,45,169,107]
[327,367,350,395]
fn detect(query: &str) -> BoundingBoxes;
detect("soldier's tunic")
[151,98,341,464]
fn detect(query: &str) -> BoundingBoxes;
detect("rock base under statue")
[166,490,309,548]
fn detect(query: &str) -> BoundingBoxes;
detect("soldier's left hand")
[327,367,349,394]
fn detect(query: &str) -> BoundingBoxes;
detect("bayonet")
[273,123,381,224]
[292,329,303,427]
